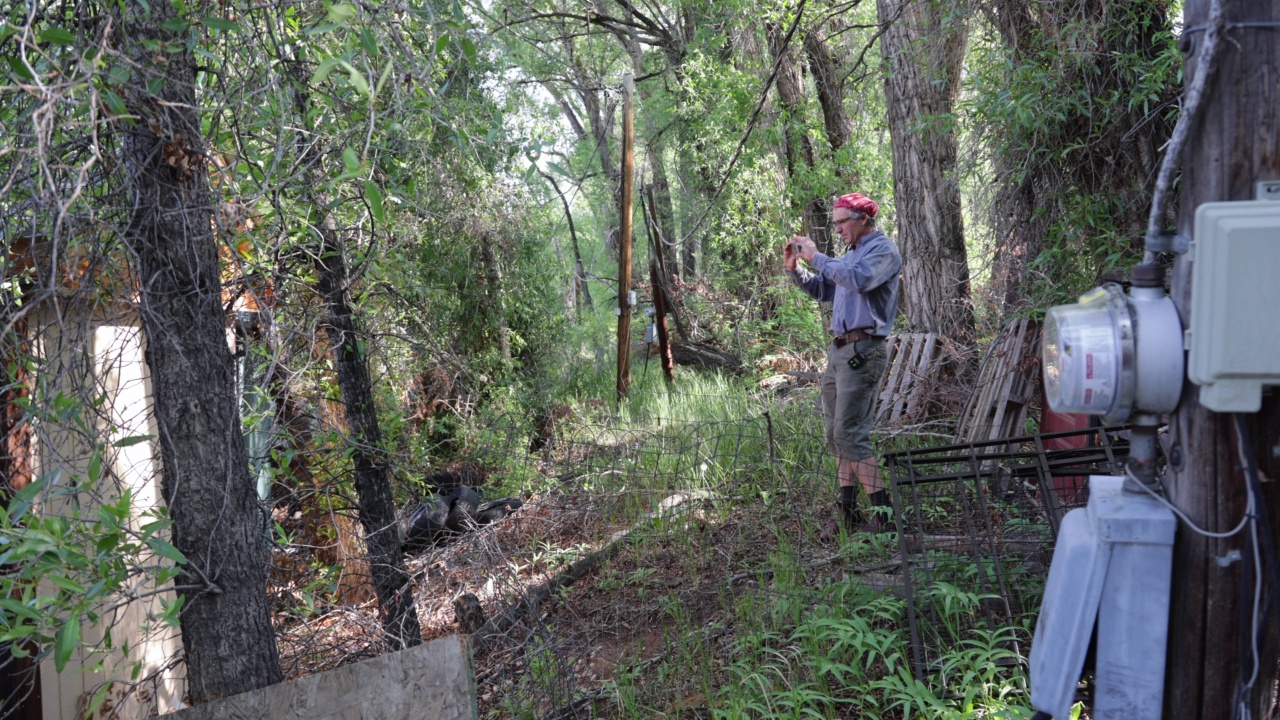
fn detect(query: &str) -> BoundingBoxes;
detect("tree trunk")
[877,0,974,338]
[479,238,512,365]
[676,150,705,279]
[117,0,283,702]
[310,200,423,651]
[647,144,681,280]
[542,82,588,143]
[286,62,423,651]
[804,24,852,162]
[565,40,622,259]
[0,322,32,495]
[980,0,1174,314]
[539,170,591,313]
[1165,3,1280,718]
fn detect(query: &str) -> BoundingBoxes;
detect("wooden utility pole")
[616,72,635,404]
[1165,3,1280,718]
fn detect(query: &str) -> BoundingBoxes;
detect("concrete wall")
[167,636,477,720]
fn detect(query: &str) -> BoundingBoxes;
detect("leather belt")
[832,329,883,348]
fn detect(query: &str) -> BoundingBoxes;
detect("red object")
[1041,407,1092,506]
[834,192,879,218]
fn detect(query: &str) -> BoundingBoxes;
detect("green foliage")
[1,0,1182,708]
[703,572,1036,719]
[962,1,1180,311]
[0,470,184,675]
[483,369,1042,720]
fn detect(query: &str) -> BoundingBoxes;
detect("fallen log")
[669,340,742,373]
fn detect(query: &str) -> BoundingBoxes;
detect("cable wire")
[1144,0,1225,262]
[1232,413,1280,713]
[1125,465,1252,539]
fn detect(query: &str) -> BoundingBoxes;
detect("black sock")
[870,489,890,508]
[840,486,863,527]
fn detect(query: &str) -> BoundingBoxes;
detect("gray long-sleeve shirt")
[787,229,902,337]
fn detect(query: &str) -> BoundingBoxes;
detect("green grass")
[474,362,1043,719]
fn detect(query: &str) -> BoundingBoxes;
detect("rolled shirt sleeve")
[799,230,902,337]
[786,267,835,302]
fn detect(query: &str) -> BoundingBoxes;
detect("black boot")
[840,485,864,530]
[821,486,863,541]
[868,489,895,532]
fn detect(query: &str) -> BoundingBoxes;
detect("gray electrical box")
[1188,200,1280,411]
[1030,476,1176,720]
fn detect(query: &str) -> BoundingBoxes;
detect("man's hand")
[791,235,817,263]
[782,238,799,272]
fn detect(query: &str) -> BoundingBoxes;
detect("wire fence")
[268,389,1131,719]
[4,363,1104,717]
[266,391,842,717]
[262,391,1133,717]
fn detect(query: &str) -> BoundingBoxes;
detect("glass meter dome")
[1043,284,1135,422]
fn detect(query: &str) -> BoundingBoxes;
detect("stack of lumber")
[955,316,1041,443]
[875,333,942,425]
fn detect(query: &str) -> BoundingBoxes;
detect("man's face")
[832,209,869,246]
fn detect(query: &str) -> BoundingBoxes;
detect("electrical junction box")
[1029,476,1176,720]
[1188,200,1280,411]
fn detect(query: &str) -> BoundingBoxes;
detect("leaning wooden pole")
[1164,3,1280,718]
[616,72,635,404]
[650,259,676,385]
[645,185,690,342]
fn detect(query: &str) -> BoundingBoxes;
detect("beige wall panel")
[30,310,185,719]
[166,636,477,720]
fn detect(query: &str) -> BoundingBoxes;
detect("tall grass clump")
[705,575,1037,719]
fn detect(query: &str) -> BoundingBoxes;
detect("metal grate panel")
[885,426,1130,681]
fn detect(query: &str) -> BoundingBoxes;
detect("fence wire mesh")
[267,390,845,718]
[9,336,1131,720]
[885,426,1130,683]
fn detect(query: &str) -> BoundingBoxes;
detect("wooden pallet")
[876,332,942,425]
[955,317,1041,443]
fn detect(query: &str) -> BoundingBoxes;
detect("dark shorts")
[820,338,888,462]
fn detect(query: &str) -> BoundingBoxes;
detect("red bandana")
[834,193,878,218]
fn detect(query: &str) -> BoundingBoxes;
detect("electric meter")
[1042,278,1183,423]
[1043,284,1132,419]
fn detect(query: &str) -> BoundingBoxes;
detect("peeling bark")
[877,0,974,338]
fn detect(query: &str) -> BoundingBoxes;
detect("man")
[784,192,902,536]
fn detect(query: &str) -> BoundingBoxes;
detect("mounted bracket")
[1144,233,1189,254]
